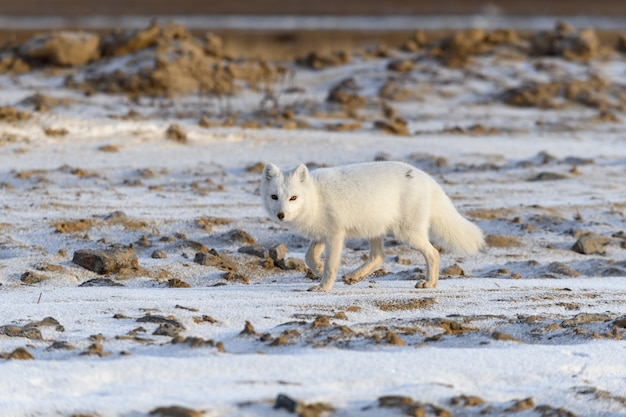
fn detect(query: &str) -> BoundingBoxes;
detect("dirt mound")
[529,21,601,60]
[0,20,283,98]
[19,31,100,67]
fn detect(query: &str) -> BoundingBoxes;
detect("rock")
[222,272,250,284]
[104,210,128,223]
[240,321,258,336]
[561,313,611,327]
[505,397,535,412]
[149,406,203,417]
[378,395,414,407]
[387,59,414,73]
[374,118,410,136]
[238,243,287,263]
[79,278,124,287]
[2,347,34,360]
[491,331,521,342]
[19,31,100,66]
[20,271,47,284]
[613,316,626,328]
[153,323,183,337]
[137,315,185,331]
[546,262,580,277]
[166,123,187,143]
[450,395,485,407]
[217,229,256,245]
[528,172,569,181]
[73,246,139,274]
[572,233,611,255]
[167,278,191,288]
[151,250,167,259]
[53,218,94,233]
[327,77,366,109]
[47,341,75,350]
[102,20,161,56]
[384,330,407,346]
[502,82,561,108]
[0,106,32,122]
[297,50,350,70]
[274,394,298,412]
[194,249,237,272]
[441,264,465,276]
[485,234,522,248]
[0,325,42,340]
[276,258,307,272]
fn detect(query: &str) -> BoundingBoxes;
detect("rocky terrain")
[0,19,625,417]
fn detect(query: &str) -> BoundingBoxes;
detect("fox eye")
[289,196,297,201]
[271,194,278,200]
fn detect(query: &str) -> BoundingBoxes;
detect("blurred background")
[1,1,625,59]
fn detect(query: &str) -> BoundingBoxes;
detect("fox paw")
[415,279,436,289]
[343,274,364,285]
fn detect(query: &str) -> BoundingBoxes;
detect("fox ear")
[263,163,280,181]
[294,163,309,183]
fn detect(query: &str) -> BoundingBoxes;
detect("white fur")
[261,161,484,291]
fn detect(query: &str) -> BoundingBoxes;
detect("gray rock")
[194,249,237,272]
[73,246,138,274]
[572,233,611,255]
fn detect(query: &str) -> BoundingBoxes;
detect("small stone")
[137,315,185,331]
[491,331,521,343]
[167,278,191,288]
[561,313,610,327]
[528,172,568,181]
[218,229,256,245]
[240,321,257,336]
[79,278,124,287]
[149,405,203,417]
[311,315,330,329]
[165,123,187,143]
[441,263,465,276]
[269,244,288,262]
[546,262,580,277]
[274,394,299,412]
[384,330,407,346]
[20,271,47,284]
[136,235,152,247]
[277,258,307,272]
[194,249,237,272]
[378,395,414,407]
[153,323,182,337]
[505,397,534,412]
[5,347,34,360]
[151,250,167,259]
[0,325,42,340]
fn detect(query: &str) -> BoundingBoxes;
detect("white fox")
[261,161,484,291]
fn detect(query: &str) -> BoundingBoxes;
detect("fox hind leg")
[343,236,385,285]
[406,233,440,289]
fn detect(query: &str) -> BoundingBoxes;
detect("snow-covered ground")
[0,22,625,417]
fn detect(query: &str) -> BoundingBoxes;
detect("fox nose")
[277,212,285,220]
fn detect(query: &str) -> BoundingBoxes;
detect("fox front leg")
[304,241,325,277]
[308,235,344,292]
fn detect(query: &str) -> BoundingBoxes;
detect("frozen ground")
[0,22,625,417]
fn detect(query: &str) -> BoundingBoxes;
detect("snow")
[1,26,626,417]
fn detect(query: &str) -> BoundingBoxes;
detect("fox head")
[261,163,310,222]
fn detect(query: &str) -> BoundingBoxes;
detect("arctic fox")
[261,161,484,291]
